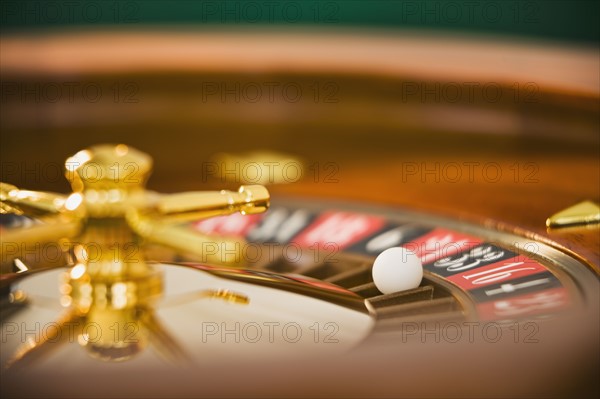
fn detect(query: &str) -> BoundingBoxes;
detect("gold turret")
[1,144,270,365]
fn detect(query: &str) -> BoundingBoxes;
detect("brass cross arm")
[0,144,270,268]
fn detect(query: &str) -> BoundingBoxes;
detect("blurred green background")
[1,0,598,44]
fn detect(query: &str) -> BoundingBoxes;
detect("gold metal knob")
[63,144,153,218]
[65,144,152,192]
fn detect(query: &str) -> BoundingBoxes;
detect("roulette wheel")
[1,7,599,398]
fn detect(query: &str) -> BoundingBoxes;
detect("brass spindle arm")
[0,183,69,217]
[126,185,269,264]
[0,183,81,274]
[150,185,270,223]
